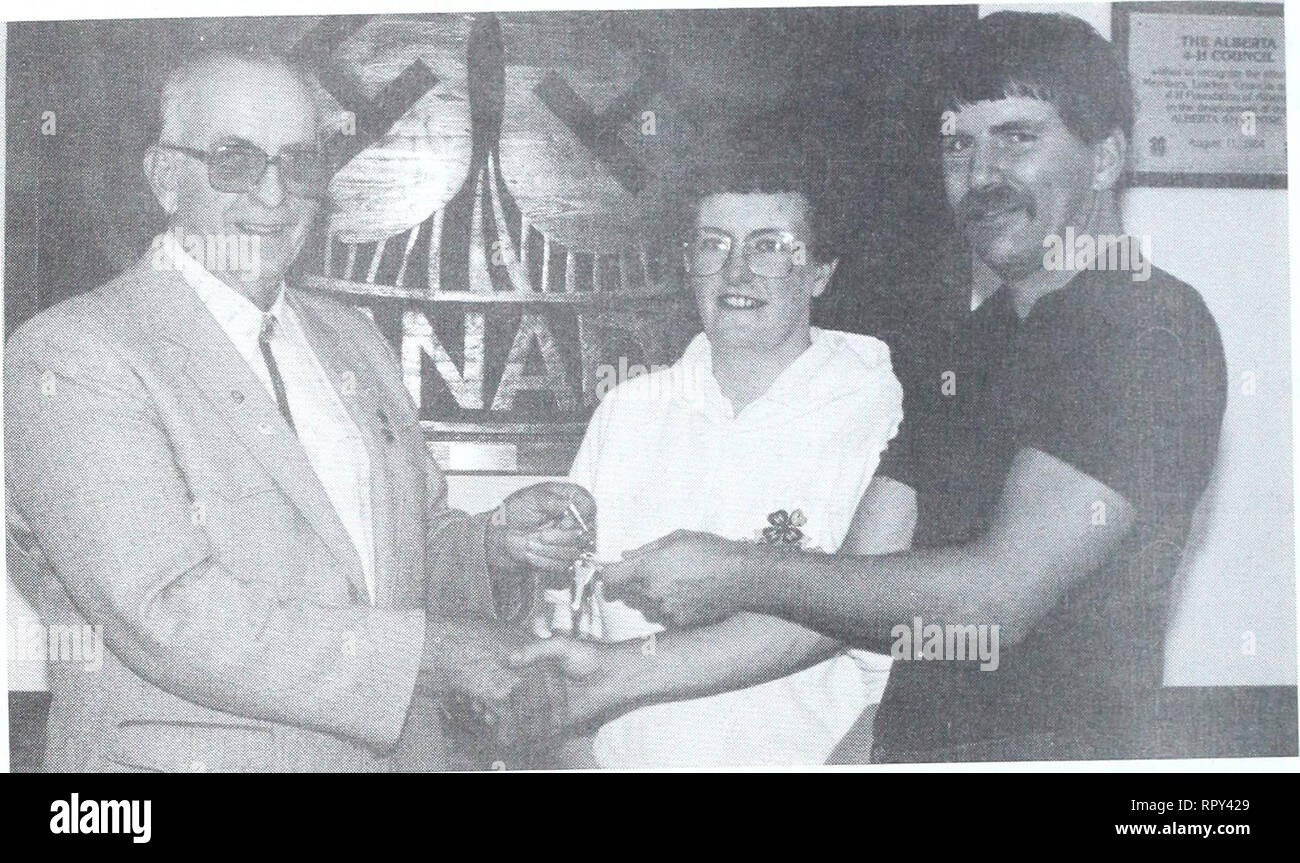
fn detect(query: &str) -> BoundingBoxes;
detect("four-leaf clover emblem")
[759,508,807,545]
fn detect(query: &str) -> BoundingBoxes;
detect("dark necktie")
[259,314,297,436]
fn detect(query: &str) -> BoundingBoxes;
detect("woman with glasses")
[525,132,908,768]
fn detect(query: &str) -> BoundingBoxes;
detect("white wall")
[1130,187,1294,684]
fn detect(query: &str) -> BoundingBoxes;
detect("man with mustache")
[5,49,585,771]
[568,11,1228,762]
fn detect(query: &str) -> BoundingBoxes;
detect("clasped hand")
[435,618,611,760]
[438,481,596,757]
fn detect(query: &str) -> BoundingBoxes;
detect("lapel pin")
[230,389,245,404]
[377,408,396,442]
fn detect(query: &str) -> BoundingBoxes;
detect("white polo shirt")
[569,327,904,767]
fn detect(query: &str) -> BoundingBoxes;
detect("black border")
[1112,1,1286,188]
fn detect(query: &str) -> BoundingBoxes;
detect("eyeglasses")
[683,229,806,279]
[159,141,331,200]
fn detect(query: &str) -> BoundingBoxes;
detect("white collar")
[157,231,287,345]
[678,328,833,415]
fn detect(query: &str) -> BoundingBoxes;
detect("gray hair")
[158,48,323,144]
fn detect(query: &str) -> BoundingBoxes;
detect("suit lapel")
[286,293,399,607]
[138,263,368,598]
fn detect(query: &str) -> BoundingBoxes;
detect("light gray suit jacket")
[5,255,493,771]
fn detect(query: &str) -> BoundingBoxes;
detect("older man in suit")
[4,49,586,771]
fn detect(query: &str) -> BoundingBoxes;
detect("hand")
[428,615,525,720]
[487,481,595,575]
[600,529,745,629]
[508,635,625,730]
[427,616,570,757]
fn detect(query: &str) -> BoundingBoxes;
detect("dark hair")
[941,11,1134,146]
[683,109,837,261]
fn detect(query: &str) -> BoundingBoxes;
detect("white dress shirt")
[570,327,904,767]
[160,233,377,602]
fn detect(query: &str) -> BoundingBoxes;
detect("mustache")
[959,185,1035,224]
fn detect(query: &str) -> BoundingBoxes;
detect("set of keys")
[530,502,606,641]
[532,556,603,639]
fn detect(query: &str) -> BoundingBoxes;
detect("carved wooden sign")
[298,11,809,473]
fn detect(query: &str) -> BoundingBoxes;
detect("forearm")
[588,613,840,721]
[729,541,1013,648]
[727,450,1138,651]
